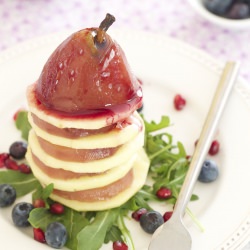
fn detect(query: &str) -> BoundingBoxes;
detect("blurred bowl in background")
[188,0,250,30]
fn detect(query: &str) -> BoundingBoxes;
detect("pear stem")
[96,13,115,44]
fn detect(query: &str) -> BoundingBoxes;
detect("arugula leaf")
[77,209,119,250]
[117,213,134,250]
[64,209,90,250]
[104,225,122,244]
[0,170,39,197]
[141,115,199,212]
[123,185,156,212]
[28,207,51,230]
[29,207,89,250]
[15,111,31,141]
[32,183,54,208]
[143,115,170,133]
[42,183,54,200]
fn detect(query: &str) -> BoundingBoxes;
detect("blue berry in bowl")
[198,159,219,183]
[9,141,27,159]
[139,211,164,234]
[227,3,250,19]
[45,222,67,249]
[0,184,16,207]
[204,0,233,15]
[12,202,34,227]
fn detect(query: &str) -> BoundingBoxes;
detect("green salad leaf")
[143,115,170,132]
[104,225,122,243]
[29,206,89,250]
[0,170,39,197]
[15,110,31,141]
[77,209,119,250]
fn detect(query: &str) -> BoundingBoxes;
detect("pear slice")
[28,127,144,173]
[49,149,149,211]
[26,147,137,192]
[28,109,143,149]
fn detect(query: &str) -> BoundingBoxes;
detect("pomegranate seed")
[163,211,173,222]
[5,158,19,171]
[174,94,186,111]
[50,203,64,214]
[19,163,31,174]
[13,111,19,121]
[33,228,46,243]
[131,208,148,221]
[156,187,172,199]
[13,109,25,121]
[195,139,220,156]
[0,153,9,168]
[209,140,220,156]
[33,199,46,208]
[113,241,128,250]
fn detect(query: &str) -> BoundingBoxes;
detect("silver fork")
[148,61,240,250]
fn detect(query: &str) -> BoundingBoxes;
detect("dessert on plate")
[25,14,150,211]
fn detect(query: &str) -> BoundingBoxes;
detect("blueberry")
[140,211,164,234]
[45,222,67,249]
[12,202,34,227]
[198,159,219,183]
[0,184,16,207]
[9,141,27,159]
[227,3,250,19]
[204,0,233,15]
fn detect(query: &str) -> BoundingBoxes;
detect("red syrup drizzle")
[33,86,143,126]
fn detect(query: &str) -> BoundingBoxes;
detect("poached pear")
[36,14,142,114]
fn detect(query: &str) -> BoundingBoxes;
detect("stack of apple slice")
[25,14,149,211]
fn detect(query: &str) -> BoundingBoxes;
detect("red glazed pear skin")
[36,25,142,114]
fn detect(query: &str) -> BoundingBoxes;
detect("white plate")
[0,29,250,250]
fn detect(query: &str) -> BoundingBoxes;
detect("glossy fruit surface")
[5,158,19,171]
[163,211,173,222]
[36,15,142,114]
[0,184,16,207]
[12,202,34,227]
[208,140,220,155]
[198,159,219,183]
[173,94,186,110]
[50,203,64,215]
[139,211,164,234]
[33,228,46,243]
[9,141,27,159]
[0,153,9,168]
[18,163,31,174]
[45,222,67,249]
[131,208,147,221]
[113,241,128,250]
[156,187,172,199]
[33,199,46,208]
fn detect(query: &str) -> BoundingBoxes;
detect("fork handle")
[174,61,240,217]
